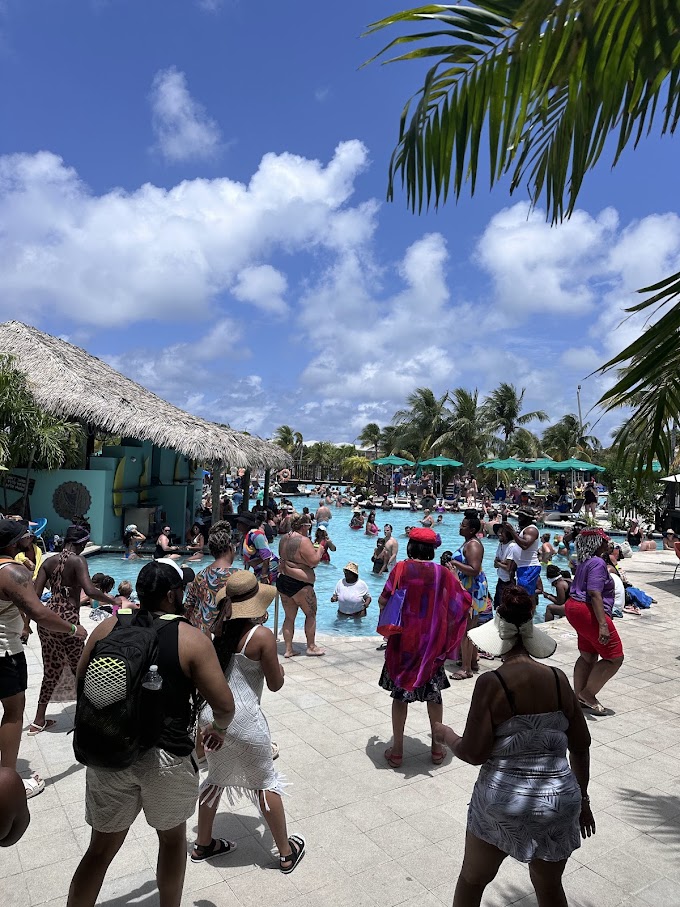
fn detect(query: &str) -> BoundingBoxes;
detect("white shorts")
[85,748,199,833]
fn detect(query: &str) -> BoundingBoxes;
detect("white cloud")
[233,265,288,315]
[314,87,330,103]
[476,202,619,316]
[0,141,369,327]
[560,346,600,373]
[150,67,221,163]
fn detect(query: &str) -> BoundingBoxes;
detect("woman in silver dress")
[434,586,594,907]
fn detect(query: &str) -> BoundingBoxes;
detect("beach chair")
[673,541,680,581]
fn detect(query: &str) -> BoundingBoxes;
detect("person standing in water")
[276,516,325,658]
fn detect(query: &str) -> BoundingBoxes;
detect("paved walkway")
[4,550,680,907]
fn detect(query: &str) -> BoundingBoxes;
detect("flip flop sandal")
[450,670,473,681]
[23,773,45,799]
[384,748,403,768]
[376,642,387,651]
[431,748,445,765]
[478,651,495,660]
[191,838,237,863]
[280,835,306,874]
[27,720,56,736]
[578,698,607,715]
[271,742,280,760]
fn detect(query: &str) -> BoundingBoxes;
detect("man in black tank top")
[68,561,235,907]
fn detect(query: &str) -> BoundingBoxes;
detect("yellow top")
[15,544,42,580]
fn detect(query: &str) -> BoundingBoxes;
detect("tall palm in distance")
[434,387,495,466]
[273,425,295,454]
[542,414,601,461]
[482,383,548,457]
[356,422,382,459]
[366,1,680,471]
[391,387,452,462]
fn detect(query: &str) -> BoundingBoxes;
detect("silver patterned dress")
[467,668,582,863]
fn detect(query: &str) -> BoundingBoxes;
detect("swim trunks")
[276,574,313,598]
[516,565,541,596]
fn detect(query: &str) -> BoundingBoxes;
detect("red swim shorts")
[564,598,624,660]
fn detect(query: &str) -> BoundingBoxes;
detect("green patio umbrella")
[477,458,524,470]
[370,456,415,495]
[559,458,605,473]
[419,456,463,496]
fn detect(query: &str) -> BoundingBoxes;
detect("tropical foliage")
[356,422,382,458]
[482,383,548,455]
[541,414,600,461]
[366,0,680,471]
[0,356,84,513]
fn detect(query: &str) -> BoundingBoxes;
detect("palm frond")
[366,0,680,221]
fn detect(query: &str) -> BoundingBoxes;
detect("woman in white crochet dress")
[191,571,305,873]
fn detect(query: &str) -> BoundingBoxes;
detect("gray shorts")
[85,748,198,833]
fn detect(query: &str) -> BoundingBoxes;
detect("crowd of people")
[0,473,666,907]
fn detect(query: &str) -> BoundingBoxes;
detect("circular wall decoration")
[52,482,92,521]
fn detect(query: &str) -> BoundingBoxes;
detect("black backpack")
[73,611,186,769]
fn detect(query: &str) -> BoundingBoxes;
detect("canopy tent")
[419,456,463,496]
[660,474,680,482]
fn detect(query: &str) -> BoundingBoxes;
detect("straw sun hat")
[216,570,277,620]
[468,612,557,659]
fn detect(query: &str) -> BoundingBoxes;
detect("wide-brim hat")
[468,612,557,659]
[344,562,359,575]
[216,569,276,619]
[0,519,30,550]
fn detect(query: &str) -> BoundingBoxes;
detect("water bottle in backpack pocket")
[73,612,183,769]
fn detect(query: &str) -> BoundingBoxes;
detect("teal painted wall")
[5,444,206,546]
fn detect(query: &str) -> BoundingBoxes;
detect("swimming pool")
[86,497,565,636]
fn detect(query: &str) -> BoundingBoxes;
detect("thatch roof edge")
[0,321,291,470]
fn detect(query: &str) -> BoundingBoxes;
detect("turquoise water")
[86,496,567,636]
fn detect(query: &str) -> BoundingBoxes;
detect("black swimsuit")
[276,574,312,597]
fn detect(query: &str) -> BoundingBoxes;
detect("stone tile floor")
[4,549,680,907]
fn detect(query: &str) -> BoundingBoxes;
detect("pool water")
[86,496,566,636]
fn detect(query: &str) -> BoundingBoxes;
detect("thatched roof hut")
[0,321,290,470]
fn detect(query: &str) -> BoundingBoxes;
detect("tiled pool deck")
[4,549,680,907]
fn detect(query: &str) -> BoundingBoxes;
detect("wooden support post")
[242,468,251,512]
[211,461,222,525]
[262,469,271,510]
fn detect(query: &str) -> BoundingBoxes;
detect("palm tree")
[357,423,382,459]
[506,428,541,461]
[366,1,680,470]
[482,384,548,456]
[273,425,295,454]
[434,387,495,468]
[379,425,401,457]
[391,387,452,461]
[542,415,600,461]
[306,441,336,481]
[293,431,304,475]
[342,455,373,484]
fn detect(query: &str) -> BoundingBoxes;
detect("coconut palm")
[506,428,541,461]
[391,387,452,461]
[482,383,548,456]
[542,415,600,461]
[379,425,401,456]
[273,425,295,453]
[434,387,495,468]
[357,423,382,459]
[366,1,680,470]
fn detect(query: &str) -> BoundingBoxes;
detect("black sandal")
[191,837,237,863]
[279,834,306,874]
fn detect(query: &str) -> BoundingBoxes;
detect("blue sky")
[0,0,678,445]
